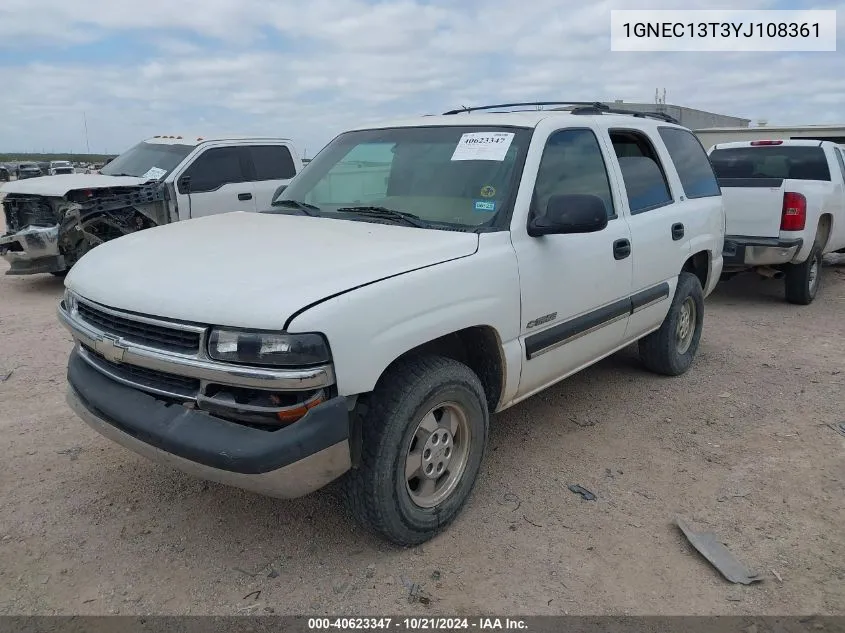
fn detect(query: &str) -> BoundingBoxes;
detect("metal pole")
[83,112,91,154]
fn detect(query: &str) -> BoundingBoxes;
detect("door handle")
[671,223,684,241]
[238,193,253,201]
[613,238,631,260]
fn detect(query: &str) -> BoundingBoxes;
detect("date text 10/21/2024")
[307,617,529,631]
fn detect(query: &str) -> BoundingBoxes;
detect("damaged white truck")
[1,136,301,275]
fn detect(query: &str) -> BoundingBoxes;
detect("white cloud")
[0,0,842,155]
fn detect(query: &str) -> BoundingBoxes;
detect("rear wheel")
[784,244,822,305]
[342,355,489,546]
[638,272,704,376]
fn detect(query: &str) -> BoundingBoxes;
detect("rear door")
[656,126,723,274]
[604,126,689,295]
[244,144,299,210]
[174,146,256,218]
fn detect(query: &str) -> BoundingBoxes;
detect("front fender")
[286,232,522,398]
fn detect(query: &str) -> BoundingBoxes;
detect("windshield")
[101,141,195,179]
[271,125,532,230]
[710,146,831,181]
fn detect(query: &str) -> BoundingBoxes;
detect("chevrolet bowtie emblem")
[94,335,127,363]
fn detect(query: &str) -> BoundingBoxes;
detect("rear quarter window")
[658,127,720,198]
[710,146,831,181]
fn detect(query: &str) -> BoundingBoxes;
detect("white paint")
[65,212,479,329]
[65,110,725,415]
[709,140,845,264]
[1,173,148,196]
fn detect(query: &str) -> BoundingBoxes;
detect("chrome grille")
[77,301,201,353]
[82,345,200,399]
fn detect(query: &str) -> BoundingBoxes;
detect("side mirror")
[528,194,608,237]
[271,184,288,203]
[178,175,191,194]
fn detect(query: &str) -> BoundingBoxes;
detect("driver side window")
[532,129,616,220]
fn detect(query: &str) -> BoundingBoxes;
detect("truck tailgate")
[719,178,784,238]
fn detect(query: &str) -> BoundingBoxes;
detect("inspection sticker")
[451,132,514,161]
[473,199,497,212]
[141,166,167,180]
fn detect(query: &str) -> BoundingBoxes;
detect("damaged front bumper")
[0,225,66,275]
[66,350,352,499]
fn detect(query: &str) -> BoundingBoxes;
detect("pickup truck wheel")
[638,272,704,377]
[342,356,488,546]
[784,244,822,305]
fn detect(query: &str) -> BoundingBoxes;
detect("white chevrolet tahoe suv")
[708,139,845,304]
[1,135,300,276]
[58,103,724,545]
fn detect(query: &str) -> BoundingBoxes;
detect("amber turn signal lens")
[276,394,324,423]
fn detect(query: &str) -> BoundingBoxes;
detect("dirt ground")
[0,243,843,616]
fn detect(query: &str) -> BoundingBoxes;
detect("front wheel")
[638,272,705,377]
[784,244,822,305]
[342,355,489,546]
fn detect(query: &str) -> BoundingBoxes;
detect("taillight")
[750,140,783,146]
[781,192,806,231]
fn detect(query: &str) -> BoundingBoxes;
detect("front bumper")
[722,236,803,268]
[67,349,352,498]
[0,225,65,275]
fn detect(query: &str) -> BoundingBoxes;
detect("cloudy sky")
[0,0,842,157]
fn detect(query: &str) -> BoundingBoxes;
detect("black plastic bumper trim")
[67,349,349,475]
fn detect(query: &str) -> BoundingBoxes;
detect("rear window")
[709,146,831,181]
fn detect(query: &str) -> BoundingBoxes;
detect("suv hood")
[1,174,148,197]
[66,211,479,329]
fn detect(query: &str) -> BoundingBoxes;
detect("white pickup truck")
[708,139,845,304]
[48,161,75,176]
[57,103,724,545]
[1,135,301,276]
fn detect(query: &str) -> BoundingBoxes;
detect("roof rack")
[441,101,679,124]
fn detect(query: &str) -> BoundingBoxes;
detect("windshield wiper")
[105,172,135,177]
[269,199,321,216]
[336,206,429,228]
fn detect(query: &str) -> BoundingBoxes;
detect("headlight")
[207,329,330,367]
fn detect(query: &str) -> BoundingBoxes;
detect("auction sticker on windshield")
[141,166,167,180]
[451,132,514,161]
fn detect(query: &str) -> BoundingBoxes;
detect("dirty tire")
[638,272,704,377]
[784,244,822,305]
[342,355,489,546]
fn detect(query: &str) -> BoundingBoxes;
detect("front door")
[510,126,634,400]
[174,146,257,219]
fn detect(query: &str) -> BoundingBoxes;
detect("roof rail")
[442,101,680,124]
[442,101,605,115]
